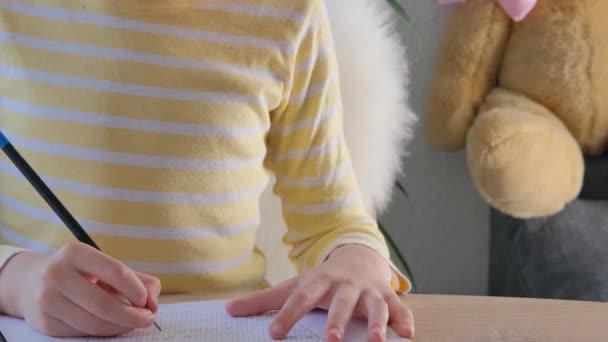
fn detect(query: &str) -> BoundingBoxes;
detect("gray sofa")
[489,157,608,302]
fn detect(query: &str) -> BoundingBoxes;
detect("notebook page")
[0,300,410,341]
[84,300,410,342]
[86,306,323,341]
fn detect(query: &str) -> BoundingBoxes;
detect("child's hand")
[0,242,160,337]
[226,245,414,342]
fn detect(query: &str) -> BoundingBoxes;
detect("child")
[0,0,413,340]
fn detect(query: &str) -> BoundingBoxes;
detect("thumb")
[225,277,297,317]
[136,272,161,313]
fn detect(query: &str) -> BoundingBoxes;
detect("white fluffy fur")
[255,0,417,284]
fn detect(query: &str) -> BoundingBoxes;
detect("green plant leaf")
[378,220,417,292]
[386,0,411,22]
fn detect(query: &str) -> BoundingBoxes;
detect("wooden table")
[161,293,607,342]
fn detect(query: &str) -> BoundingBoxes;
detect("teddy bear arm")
[467,89,584,218]
[425,0,512,151]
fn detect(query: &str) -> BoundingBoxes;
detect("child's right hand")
[0,242,160,337]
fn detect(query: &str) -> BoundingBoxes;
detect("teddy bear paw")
[466,109,584,219]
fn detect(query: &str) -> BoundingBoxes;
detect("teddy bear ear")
[497,0,538,21]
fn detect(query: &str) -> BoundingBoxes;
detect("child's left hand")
[226,245,414,342]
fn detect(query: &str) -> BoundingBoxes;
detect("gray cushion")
[490,154,608,302]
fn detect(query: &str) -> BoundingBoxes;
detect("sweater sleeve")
[266,1,410,293]
[0,245,27,271]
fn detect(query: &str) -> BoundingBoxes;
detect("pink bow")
[438,0,538,21]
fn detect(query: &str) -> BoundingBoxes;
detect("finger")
[363,293,389,342]
[97,278,158,314]
[137,272,161,314]
[270,279,331,340]
[226,278,296,317]
[52,265,155,329]
[59,243,147,308]
[44,292,132,336]
[325,285,360,342]
[386,294,414,338]
[31,315,86,338]
[97,281,120,296]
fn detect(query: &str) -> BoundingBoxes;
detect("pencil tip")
[154,321,162,332]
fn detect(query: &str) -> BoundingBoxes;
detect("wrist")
[327,244,393,280]
[0,251,43,317]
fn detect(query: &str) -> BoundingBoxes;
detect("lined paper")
[0,300,410,341]
[87,310,323,342]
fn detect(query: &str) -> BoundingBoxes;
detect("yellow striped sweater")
[0,0,409,294]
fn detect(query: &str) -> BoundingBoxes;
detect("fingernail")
[270,324,284,338]
[402,326,414,337]
[330,328,343,340]
[372,329,385,341]
[398,324,410,332]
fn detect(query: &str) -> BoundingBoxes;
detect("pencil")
[0,130,161,332]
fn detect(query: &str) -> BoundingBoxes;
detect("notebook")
[0,300,411,341]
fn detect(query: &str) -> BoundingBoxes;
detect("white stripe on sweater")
[195,2,306,22]
[0,225,254,274]
[4,132,266,171]
[0,194,259,239]
[270,104,339,136]
[124,249,253,274]
[290,71,339,105]
[276,162,351,187]
[0,1,292,53]
[283,192,360,215]
[0,31,279,83]
[0,64,264,106]
[0,161,268,205]
[271,134,341,162]
[0,226,55,255]
[0,96,269,138]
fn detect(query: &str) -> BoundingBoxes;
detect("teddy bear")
[425,0,608,219]
[426,0,608,301]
